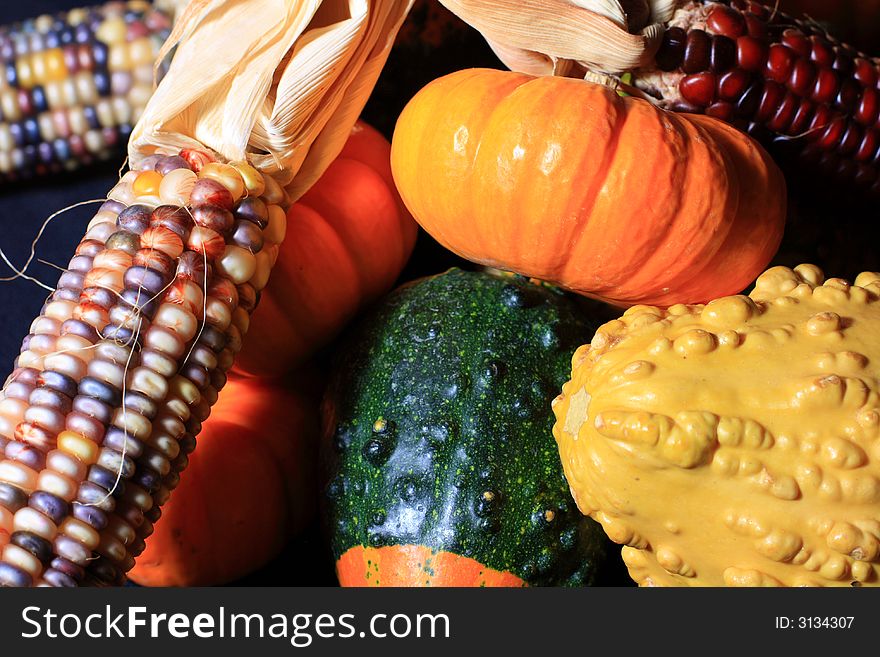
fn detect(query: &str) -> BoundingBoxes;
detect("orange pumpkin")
[128,373,320,587]
[234,121,418,377]
[390,68,787,308]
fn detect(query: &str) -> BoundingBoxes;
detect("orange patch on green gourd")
[336,545,526,587]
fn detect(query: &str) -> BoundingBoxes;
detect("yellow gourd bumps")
[552,264,880,586]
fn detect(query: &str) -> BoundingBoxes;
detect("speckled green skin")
[321,268,618,586]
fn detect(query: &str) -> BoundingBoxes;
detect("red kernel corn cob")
[0,1,172,182]
[0,151,288,587]
[636,0,880,196]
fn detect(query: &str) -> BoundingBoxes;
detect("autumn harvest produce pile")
[0,0,878,588]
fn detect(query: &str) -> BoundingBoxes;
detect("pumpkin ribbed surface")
[390,67,786,307]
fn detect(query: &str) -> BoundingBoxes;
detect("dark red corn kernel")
[735,35,766,73]
[745,1,768,18]
[189,178,234,211]
[835,79,860,113]
[176,250,209,283]
[787,59,816,97]
[707,5,746,37]
[150,205,192,240]
[717,69,752,101]
[680,72,717,106]
[818,116,847,150]
[807,104,833,140]
[710,35,737,72]
[854,163,878,187]
[854,58,878,88]
[656,26,687,71]
[835,157,857,182]
[814,149,838,174]
[191,204,234,234]
[856,129,880,162]
[838,123,862,157]
[832,53,854,77]
[810,36,835,68]
[755,81,785,122]
[706,101,735,121]
[765,44,795,84]
[683,29,712,74]
[781,29,811,58]
[744,13,767,39]
[812,68,840,105]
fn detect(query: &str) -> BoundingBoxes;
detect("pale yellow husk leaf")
[129,0,413,201]
[438,0,683,75]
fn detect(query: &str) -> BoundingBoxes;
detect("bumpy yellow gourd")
[552,264,880,587]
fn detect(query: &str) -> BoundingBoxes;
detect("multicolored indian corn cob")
[0,150,289,587]
[633,0,880,196]
[0,1,172,182]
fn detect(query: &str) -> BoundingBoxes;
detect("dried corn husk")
[438,0,683,75]
[129,0,413,201]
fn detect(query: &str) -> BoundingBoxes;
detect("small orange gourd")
[390,68,787,307]
[234,121,418,377]
[128,374,320,587]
